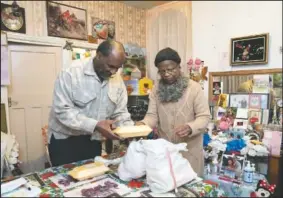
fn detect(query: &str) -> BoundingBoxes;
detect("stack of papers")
[1,177,41,197]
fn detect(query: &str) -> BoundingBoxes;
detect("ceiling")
[122,1,171,9]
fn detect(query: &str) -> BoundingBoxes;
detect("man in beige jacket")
[136,48,210,176]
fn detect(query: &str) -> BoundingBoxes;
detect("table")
[31,159,228,197]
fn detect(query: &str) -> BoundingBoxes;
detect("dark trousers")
[48,134,102,166]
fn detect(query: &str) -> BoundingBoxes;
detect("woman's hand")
[174,124,192,138]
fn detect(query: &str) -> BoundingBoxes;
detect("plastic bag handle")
[166,148,177,190]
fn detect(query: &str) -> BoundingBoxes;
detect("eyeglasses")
[158,65,178,76]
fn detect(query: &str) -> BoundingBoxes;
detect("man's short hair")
[154,47,181,67]
[96,40,125,57]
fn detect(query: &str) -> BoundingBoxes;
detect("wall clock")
[1,3,26,33]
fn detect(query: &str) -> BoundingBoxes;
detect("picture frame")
[229,93,249,108]
[220,153,245,180]
[1,3,26,34]
[248,109,262,125]
[229,93,269,109]
[91,17,115,40]
[249,94,261,109]
[212,81,221,95]
[46,1,87,40]
[230,33,269,66]
[233,118,248,129]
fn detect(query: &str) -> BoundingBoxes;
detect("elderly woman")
[136,48,210,176]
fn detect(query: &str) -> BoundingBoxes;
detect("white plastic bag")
[142,139,197,193]
[117,140,146,181]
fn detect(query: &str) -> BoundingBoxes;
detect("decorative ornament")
[63,41,73,51]
[187,58,208,89]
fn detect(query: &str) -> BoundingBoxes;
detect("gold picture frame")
[230,33,269,66]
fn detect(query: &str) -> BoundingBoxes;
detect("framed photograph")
[220,153,245,179]
[248,109,262,125]
[230,33,269,66]
[212,81,221,95]
[249,94,261,109]
[92,17,115,40]
[1,3,26,34]
[46,1,87,40]
[229,93,249,108]
[233,118,248,129]
[236,108,248,119]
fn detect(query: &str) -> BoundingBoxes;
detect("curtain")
[146,1,192,82]
[221,75,254,94]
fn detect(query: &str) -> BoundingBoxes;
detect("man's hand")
[96,120,122,140]
[174,124,192,138]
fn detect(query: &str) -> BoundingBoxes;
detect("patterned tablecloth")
[31,159,228,197]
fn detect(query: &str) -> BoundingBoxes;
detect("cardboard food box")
[112,125,152,138]
[68,162,109,181]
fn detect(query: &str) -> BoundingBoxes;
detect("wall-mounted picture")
[46,1,87,40]
[230,33,269,66]
[92,17,115,40]
[1,3,26,33]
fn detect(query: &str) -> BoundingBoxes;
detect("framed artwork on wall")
[1,3,26,34]
[230,33,269,66]
[46,1,87,40]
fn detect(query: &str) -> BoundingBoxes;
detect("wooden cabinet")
[268,155,280,185]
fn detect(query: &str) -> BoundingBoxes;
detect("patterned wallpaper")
[1,1,146,47]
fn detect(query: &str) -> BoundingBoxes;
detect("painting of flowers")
[230,33,269,66]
